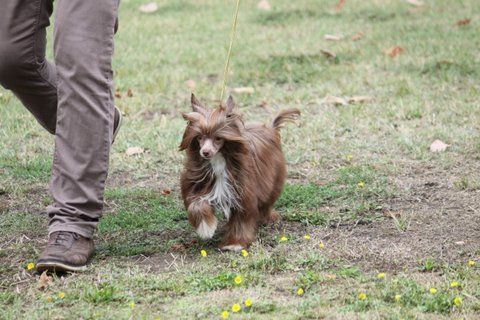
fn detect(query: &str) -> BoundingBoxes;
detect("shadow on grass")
[254,8,328,26]
[237,53,340,85]
[420,60,479,79]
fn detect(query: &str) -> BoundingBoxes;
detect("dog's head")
[180,94,246,159]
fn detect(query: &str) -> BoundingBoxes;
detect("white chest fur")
[202,153,239,220]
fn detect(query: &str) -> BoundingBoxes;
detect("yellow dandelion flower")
[129,301,135,309]
[27,263,35,270]
[232,303,241,313]
[234,275,242,285]
[346,154,353,161]
[453,296,462,306]
[221,311,230,319]
[468,260,476,267]
[58,292,65,299]
[200,250,207,257]
[358,181,365,188]
[319,242,325,249]
[280,236,288,242]
[46,296,53,302]
[303,235,311,240]
[358,293,367,300]
[394,294,402,302]
[377,272,386,279]
[429,288,437,294]
[297,288,304,296]
[244,298,253,307]
[450,281,460,288]
[241,249,249,257]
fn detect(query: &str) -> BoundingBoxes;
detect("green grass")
[278,165,389,225]
[1,0,480,318]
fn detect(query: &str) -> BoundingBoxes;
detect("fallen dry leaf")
[139,2,158,13]
[126,146,144,156]
[320,49,336,59]
[351,31,364,41]
[257,0,271,11]
[348,96,373,104]
[405,0,424,6]
[161,188,172,195]
[456,18,471,26]
[429,140,449,153]
[38,271,53,291]
[171,243,186,252]
[233,87,255,94]
[326,274,337,280]
[334,0,346,12]
[384,46,405,58]
[321,95,372,106]
[322,95,348,106]
[324,34,343,41]
[186,79,196,90]
[115,89,133,98]
[385,211,403,219]
[258,100,268,108]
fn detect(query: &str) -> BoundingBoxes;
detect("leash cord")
[219,0,241,103]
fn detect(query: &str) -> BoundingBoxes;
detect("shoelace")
[51,231,78,246]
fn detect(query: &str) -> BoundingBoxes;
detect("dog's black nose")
[202,150,211,157]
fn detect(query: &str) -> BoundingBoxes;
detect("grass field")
[1,0,480,319]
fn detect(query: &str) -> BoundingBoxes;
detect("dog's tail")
[271,108,301,130]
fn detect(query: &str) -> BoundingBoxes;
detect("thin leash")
[219,0,241,103]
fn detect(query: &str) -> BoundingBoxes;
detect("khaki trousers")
[0,0,120,238]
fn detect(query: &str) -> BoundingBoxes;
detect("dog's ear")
[225,95,236,115]
[182,112,202,123]
[191,93,206,114]
[179,129,195,151]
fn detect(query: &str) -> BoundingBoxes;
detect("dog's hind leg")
[188,200,217,240]
[260,207,280,224]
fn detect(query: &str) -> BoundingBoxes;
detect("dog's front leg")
[188,200,217,240]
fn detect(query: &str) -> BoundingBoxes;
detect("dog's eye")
[215,137,223,143]
[197,136,203,141]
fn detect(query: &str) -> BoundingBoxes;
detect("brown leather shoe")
[36,231,94,273]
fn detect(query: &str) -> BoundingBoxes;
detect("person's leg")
[0,0,57,133]
[47,0,120,238]
[36,0,120,272]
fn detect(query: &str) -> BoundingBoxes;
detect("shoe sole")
[112,106,123,144]
[36,261,88,273]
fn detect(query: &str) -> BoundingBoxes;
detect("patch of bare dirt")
[118,158,480,274]
[323,160,480,271]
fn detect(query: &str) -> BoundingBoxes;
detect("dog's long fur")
[180,94,300,250]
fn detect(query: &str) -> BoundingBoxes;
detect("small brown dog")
[180,94,300,251]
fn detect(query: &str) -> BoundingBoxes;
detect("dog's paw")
[219,244,244,252]
[196,218,217,240]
